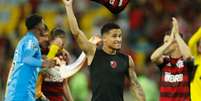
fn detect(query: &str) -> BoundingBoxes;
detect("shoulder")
[22,34,37,44]
[94,48,102,55]
[118,52,129,59]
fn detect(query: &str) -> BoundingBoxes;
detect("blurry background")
[0,0,200,101]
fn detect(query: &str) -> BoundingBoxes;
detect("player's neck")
[29,30,40,40]
[102,46,116,55]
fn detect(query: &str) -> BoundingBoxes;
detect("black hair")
[101,23,120,36]
[50,27,66,40]
[25,14,43,30]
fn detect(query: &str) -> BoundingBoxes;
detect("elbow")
[150,55,157,62]
[182,50,193,60]
[183,54,193,60]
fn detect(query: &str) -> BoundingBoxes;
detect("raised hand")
[171,17,179,35]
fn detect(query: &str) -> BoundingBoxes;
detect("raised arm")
[188,27,201,57]
[150,42,171,64]
[151,17,177,64]
[62,0,96,65]
[150,32,174,64]
[128,56,145,101]
[172,18,192,59]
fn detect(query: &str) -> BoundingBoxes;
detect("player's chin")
[113,46,121,50]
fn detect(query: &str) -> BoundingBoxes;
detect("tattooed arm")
[128,56,145,101]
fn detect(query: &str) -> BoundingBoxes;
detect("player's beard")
[110,46,121,52]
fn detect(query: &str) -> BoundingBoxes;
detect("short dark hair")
[101,23,120,35]
[25,14,43,30]
[50,27,66,40]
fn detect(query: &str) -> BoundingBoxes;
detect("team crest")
[110,60,117,69]
[176,59,184,68]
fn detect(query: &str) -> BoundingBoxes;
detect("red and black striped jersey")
[91,0,129,14]
[158,57,192,101]
[42,81,64,96]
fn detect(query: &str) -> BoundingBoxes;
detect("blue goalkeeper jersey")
[5,32,42,101]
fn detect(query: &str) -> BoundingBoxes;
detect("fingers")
[172,17,177,23]
[171,17,179,35]
[62,0,73,6]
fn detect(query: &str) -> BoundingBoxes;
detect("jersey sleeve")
[22,39,42,67]
[157,57,169,70]
[188,27,201,57]
[184,58,198,81]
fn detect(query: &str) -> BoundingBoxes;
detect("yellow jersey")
[188,27,201,101]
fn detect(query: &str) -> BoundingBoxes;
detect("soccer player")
[36,28,73,101]
[36,28,101,101]
[150,18,193,101]
[4,14,55,101]
[188,27,201,101]
[62,0,145,101]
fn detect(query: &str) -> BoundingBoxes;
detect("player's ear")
[91,0,129,14]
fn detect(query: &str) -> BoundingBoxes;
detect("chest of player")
[44,66,64,82]
[161,59,189,83]
[90,52,129,84]
[92,55,127,74]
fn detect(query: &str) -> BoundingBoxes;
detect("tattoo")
[129,68,145,101]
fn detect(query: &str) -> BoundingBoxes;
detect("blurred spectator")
[69,71,89,101]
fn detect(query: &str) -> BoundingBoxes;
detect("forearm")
[64,3,95,55]
[150,42,171,62]
[128,56,145,101]
[65,5,80,36]
[175,34,192,59]
[23,56,42,67]
[129,68,145,101]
